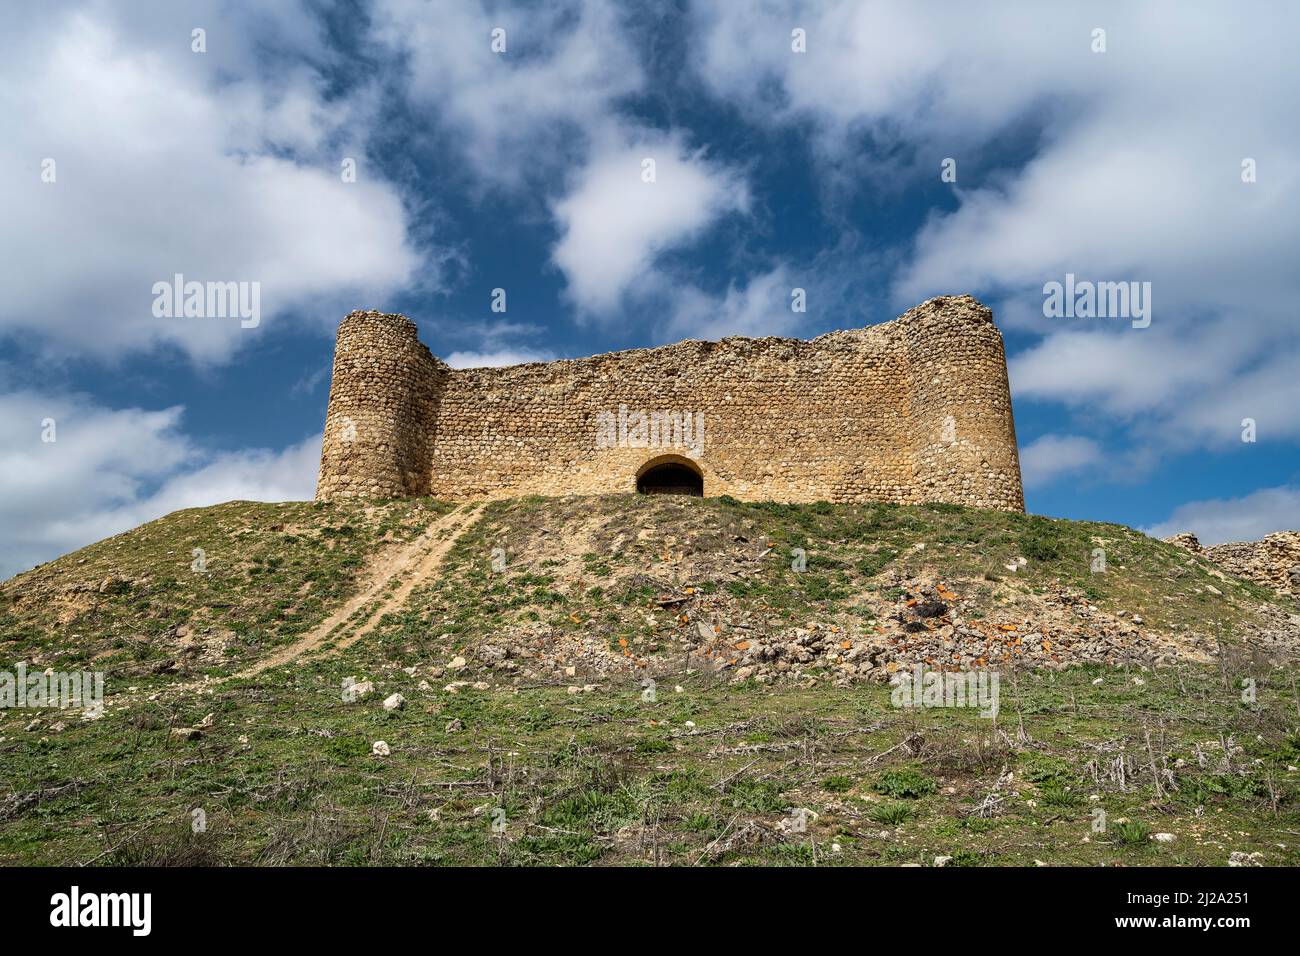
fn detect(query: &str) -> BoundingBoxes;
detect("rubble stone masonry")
[315,294,1025,511]
[1166,531,1300,597]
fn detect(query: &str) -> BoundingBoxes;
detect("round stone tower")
[315,310,441,500]
[901,295,1024,512]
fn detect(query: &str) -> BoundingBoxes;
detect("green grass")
[0,498,453,683]
[874,769,938,800]
[399,494,1289,656]
[1,492,1297,866]
[2,657,1298,866]
[1113,820,1153,846]
[822,775,855,793]
[868,802,916,826]
[1037,780,1086,810]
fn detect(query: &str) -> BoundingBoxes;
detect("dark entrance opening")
[636,459,703,496]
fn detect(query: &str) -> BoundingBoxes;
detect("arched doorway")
[636,455,703,496]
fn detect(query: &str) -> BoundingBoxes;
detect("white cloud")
[1018,434,1104,490]
[0,390,319,579]
[1009,321,1300,451]
[551,134,750,315]
[0,2,423,363]
[1143,486,1300,546]
[106,434,321,530]
[664,266,804,341]
[372,0,643,189]
[694,0,1100,178]
[376,2,758,327]
[444,349,555,369]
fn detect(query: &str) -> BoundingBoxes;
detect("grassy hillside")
[380,495,1293,682]
[2,494,1298,866]
[0,498,453,680]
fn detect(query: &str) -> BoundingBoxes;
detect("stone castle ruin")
[1166,531,1300,597]
[315,294,1025,512]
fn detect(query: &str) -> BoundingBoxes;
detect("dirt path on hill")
[236,502,484,678]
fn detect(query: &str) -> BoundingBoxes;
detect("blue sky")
[2,0,1299,578]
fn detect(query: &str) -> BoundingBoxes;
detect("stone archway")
[636,454,703,496]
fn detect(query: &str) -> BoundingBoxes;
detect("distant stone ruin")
[315,294,1024,511]
[1166,531,1300,597]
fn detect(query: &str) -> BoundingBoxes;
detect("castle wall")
[315,295,1025,512]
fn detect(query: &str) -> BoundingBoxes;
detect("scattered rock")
[345,678,375,700]
[477,644,507,664]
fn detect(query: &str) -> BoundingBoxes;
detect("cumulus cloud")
[1018,434,1105,490]
[372,0,643,189]
[0,390,319,579]
[663,266,804,341]
[551,134,750,316]
[1009,319,1300,451]
[376,2,757,325]
[692,0,1120,193]
[1143,486,1300,546]
[0,1,423,363]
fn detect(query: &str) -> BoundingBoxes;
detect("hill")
[2,495,1298,866]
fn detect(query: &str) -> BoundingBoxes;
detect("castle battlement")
[315,294,1024,511]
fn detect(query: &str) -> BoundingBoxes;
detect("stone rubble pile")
[1166,530,1300,598]
[401,574,1300,691]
